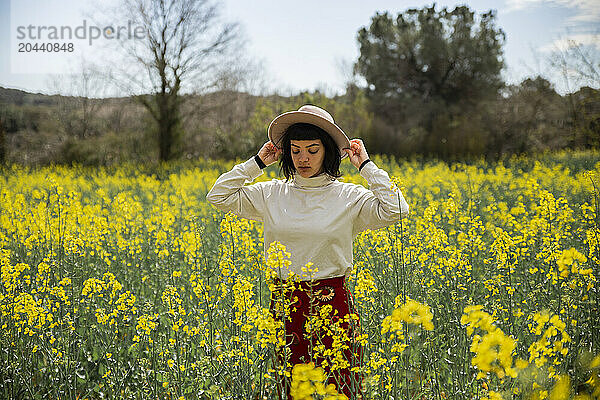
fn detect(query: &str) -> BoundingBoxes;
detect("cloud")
[538,33,600,52]
[505,0,600,22]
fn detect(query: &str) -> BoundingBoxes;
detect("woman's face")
[290,139,325,178]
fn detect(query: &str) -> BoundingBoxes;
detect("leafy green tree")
[355,5,505,157]
[570,86,600,148]
[211,91,374,161]
[486,76,568,157]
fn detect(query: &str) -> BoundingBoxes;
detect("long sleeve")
[206,157,267,222]
[353,161,409,234]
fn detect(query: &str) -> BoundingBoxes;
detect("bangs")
[278,122,342,182]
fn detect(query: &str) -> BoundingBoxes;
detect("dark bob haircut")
[279,123,342,181]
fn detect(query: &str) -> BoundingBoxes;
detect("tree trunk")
[159,114,172,162]
[157,92,181,162]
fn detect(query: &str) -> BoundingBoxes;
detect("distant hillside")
[1,82,597,166]
[0,87,63,106]
[0,86,262,106]
[0,85,320,165]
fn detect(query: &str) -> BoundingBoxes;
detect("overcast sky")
[0,0,598,96]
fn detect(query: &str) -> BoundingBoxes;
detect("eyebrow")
[291,143,320,148]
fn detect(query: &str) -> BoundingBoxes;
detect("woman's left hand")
[344,138,369,169]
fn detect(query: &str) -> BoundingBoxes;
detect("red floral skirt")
[270,276,363,399]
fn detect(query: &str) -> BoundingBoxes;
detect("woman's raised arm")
[206,142,280,221]
[345,139,409,234]
[353,161,409,233]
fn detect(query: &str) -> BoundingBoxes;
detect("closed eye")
[291,148,319,155]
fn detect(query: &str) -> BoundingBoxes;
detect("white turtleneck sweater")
[206,157,409,280]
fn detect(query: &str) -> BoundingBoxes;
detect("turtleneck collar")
[292,173,336,188]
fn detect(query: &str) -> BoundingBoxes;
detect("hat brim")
[268,111,350,159]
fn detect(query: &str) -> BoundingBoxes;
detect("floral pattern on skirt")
[270,276,363,399]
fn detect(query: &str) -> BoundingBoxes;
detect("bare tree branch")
[91,0,241,160]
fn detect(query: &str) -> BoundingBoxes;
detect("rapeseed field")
[1,151,599,399]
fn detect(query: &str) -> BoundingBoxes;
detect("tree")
[49,62,106,140]
[354,5,505,157]
[105,0,238,161]
[569,86,600,148]
[485,76,568,157]
[548,36,600,148]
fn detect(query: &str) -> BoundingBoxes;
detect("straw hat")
[268,105,350,159]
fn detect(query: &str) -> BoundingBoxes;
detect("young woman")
[207,105,409,398]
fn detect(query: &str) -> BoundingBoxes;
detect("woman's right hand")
[257,141,282,166]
